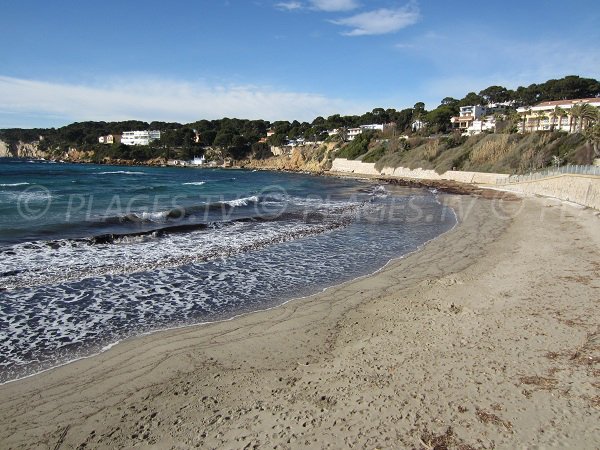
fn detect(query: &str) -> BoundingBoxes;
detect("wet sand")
[0,194,599,449]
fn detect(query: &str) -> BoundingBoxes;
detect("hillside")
[233,132,594,175]
[1,131,595,176]
[356,132,593,175]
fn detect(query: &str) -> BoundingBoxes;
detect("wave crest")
[0,183,30,187]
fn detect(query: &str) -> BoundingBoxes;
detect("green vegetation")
[1,74,599,168]
[335,132,375,160]
[91,143,168,163]
[414,75,600,135]
[362,145,387,163]
[372,132,590,175]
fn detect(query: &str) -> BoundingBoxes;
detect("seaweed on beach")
[475,408,513,431]
[417,427,478,450]
[518,376,558,390]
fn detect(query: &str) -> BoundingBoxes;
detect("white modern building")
[360,124,386,132]
[464,117,497,136]
[347,127,363,141]
[450,105,487,131]
[344,123,396,141]
[450,104,513,135]
[121,130,161,146]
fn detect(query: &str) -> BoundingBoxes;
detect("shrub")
[336,132,374,160]
[362,146,387,163]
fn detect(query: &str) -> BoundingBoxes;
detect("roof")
[535,98,600,107]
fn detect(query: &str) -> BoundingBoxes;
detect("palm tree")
[570,103,583,133]
[507,111,520,131]
[559,107,569,132]
[521,108,532,132]
[535,110,547,131]
[579,103,598,131]
[548,106,566,132]
[569,103,596,133]
[583,109,600,157]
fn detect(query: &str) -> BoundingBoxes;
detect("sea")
[0,158,456,383]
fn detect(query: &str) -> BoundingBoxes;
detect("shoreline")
[2,203,457,389]
[0,185,457,386]
[1,194,598,447]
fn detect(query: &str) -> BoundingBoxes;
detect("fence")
[497,165,600,185]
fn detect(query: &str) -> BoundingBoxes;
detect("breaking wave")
[0,182,30,187]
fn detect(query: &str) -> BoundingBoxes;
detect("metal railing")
[496,164,600,185]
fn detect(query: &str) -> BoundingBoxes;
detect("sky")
[1,0,599,128]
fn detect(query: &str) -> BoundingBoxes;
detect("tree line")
[1,75,598,161]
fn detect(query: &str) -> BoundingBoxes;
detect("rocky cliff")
[0,139,48,159]
[239,143,337,173]
[0,140,9,157]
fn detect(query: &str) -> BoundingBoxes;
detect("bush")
[362,146,387,163]
[336,132,374,160]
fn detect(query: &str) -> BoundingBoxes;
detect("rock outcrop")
[0,140,48,159]
[240,143,336,173]
[0,140,9,157]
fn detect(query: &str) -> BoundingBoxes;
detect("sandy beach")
[1,192,599,449]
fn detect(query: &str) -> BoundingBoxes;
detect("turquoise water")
[0,158,456,382]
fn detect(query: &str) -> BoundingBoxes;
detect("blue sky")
[1,0,599,128]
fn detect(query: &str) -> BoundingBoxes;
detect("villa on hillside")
[98,134,121,144]
[120,130,161,146]
[329,123,396,141]
[450,105,487,132]
[191,155,206,166]
[516,98,600,133]
[412,119,426,131]
[450,104,511,135]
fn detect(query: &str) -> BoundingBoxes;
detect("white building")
[360,124,385,132]
[450,105,487,131]
[411,119,426,131]
[464,117,497,136]
[191,155,206,166]
[347,127,363,141]
[346,123,396,141]
[121,130,161,146]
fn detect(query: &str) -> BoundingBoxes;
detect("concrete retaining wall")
[330,159,381,176]
[330,158,600,210]
[497,175,600,210]
[330,158,507,184]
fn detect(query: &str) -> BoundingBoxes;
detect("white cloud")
[275,1,303,11]
[309,0,359,11]
[275,0,359,12]
[331,3,420,36]
[0,76,368,127]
